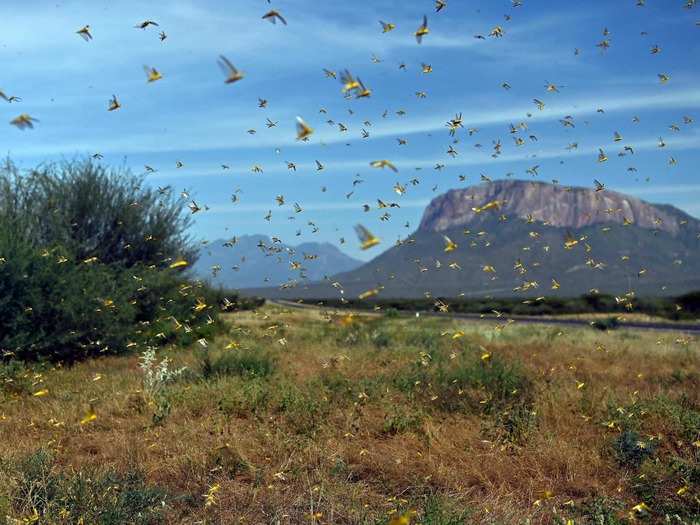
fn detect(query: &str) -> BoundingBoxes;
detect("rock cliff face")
[418,180,695,236]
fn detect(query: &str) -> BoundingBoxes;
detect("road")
[268,299,700,335]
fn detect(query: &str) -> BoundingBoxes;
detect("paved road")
[269,299,700,335]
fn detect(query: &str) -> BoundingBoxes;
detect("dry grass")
[1,305,698,524]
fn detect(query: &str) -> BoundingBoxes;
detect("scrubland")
[1,305,698,524]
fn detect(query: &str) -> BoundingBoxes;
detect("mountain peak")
[195,235,362,289]
[418,180,695,235]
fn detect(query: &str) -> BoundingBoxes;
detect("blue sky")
[2,0,699,261]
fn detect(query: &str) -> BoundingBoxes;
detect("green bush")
[632,457,700,519]
[639,395,700,443]
[370,329,392,349]
[204,348,276,379]
[0,158,196,268]
[392,352,535,443]
[0,235,220,362]
[420,495,472,524]
[376,496,471,525]
[572,497,626,525]
[383,307,401,319]
[0,234,137,362]
[0,158,235,363]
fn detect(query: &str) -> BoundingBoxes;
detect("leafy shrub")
[378,496,471,525]
[207,443,254,478]
[4,449,168,524]
[0,235,137,362]
[392,352,535,443]
[314,370,354,402]
[632,457,700,519]
[404,329,442,352]
[392,360,433,398]
[370,329,392,349]
[637,395,700,446]
[0,158,195,268]
[383,307,401,319]
[0,159,235,363]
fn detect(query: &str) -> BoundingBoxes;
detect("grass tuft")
[4,449,168,524]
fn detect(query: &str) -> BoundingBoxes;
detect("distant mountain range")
[241,180,700,299]
[194,234,362,289]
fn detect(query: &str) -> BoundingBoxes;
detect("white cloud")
[206,198,430,215]
[8,84,698,160]
[307,88,700,146]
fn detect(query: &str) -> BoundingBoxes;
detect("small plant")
[0,360,33,396]
[276,382,327,434]
[330,458,350,479]
[203,347,275,379]
[383,307,401,319]
[218,378,270,417]
[591,316,620,331]
[573,497,626,525]
[382,406,425,435]
[420,495,472,524]
[490,402,538,445]
[613,430,656,468]
[641,395,700,442]
[139,347,186,424]
[370,329,392,349]
[207,443,254,478]
[440,355,533,414]
[631,457,700,519]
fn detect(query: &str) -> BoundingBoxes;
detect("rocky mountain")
[244,180,700,299]
[194,235,362,290]
[419,180,689,235]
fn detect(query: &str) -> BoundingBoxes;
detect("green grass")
[2,449,168,524]
[201,346,276,379]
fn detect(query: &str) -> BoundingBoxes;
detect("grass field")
[1,305,699,524]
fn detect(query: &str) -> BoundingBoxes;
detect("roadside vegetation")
[304,293,700,322]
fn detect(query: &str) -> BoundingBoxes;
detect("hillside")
[194,235,362,289]
[243,180,700,299]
